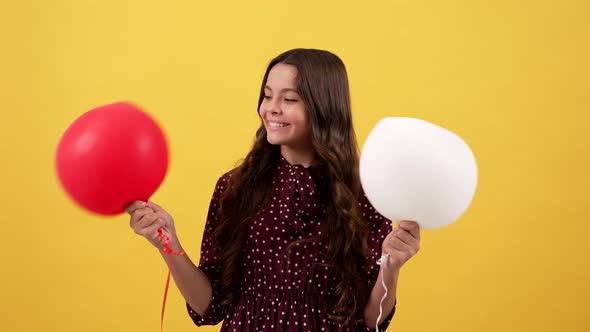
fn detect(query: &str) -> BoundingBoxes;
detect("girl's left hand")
[381,220,421,272]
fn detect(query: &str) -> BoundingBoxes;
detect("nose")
[261,97,281,116]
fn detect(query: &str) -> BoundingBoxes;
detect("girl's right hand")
[125,201,179,251]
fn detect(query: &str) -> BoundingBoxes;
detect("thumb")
[124,201,148,214]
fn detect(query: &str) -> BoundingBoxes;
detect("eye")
[263,95,272,100]
[284,98,298,103]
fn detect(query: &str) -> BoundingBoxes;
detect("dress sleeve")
[187,172,231,326]
[357,190,396,330]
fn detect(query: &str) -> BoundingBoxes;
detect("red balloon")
[56,102,169,215]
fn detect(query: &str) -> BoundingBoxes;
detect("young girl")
[126,48,420,331]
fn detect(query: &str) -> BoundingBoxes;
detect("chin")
[266,135,283,146]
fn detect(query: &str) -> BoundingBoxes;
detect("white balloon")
[359,117,478,229]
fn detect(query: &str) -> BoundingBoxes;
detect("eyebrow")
[264,86,300,94]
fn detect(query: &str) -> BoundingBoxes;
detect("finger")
[132,213,160,234]
[137,218,163,238]
[391,240,410,252]
[386,234,412,252]
[142,218,167,240]
[154,216,167,231]
[394,229,415,247]
[129,207,151,227]
[383,230,394,242]
[125,201,148,214]
[129,207,154,227]
[135,212,161,230]
[154,210,170,224]
[142,224,163,241]
[398,220,420,240]
[382,230,397,248]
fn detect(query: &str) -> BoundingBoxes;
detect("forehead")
[266,63,298,90]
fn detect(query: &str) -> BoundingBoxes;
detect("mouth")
[267,121,290,129]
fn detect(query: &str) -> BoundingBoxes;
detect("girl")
[126,48,420,331]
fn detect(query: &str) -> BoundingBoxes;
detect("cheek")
[293,107,310,128]
[299,113,312,134]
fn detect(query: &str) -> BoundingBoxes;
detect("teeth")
[269,122,287,127]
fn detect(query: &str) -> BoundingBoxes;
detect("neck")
[280,144,318,168]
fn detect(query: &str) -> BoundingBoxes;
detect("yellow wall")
[1,0,588,331]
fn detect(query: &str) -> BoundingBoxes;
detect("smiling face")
[258,63,313,154]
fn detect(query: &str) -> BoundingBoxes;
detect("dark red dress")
[188,157,394,331]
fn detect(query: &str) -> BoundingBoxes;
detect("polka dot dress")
[187,157,394,331]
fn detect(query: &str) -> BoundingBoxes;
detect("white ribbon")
[375,254,389,332]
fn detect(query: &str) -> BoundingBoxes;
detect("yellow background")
[1,0,588,331]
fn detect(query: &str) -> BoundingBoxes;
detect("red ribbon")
[158,228,184,332]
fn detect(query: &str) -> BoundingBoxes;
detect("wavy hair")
[214,48,370,321]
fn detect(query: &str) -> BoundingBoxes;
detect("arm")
[157,235,213,317]
[363,221,420,329]
[125,200,213,316]
[364,264,400,328]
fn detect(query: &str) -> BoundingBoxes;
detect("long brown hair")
[214,48,370,321]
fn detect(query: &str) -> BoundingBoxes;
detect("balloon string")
[161,262,171,332]
[375,254,389,332]
[158,228,184,332]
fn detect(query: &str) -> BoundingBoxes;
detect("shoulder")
[215,170,233,188]
[210,170,234,201]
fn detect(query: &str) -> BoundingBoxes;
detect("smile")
[268,122,289,128]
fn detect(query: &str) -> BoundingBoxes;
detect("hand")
[125,201,179,251]
[381,220,420,273]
